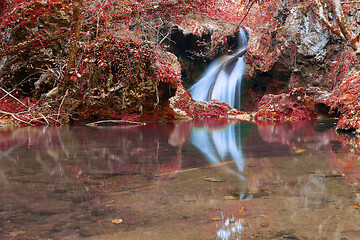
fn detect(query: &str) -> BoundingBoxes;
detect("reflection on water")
[191,124,244,172]
[1,119,360,239]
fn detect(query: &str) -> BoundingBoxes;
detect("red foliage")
[255,88,317,120]
[246,25,279,75]
[326,46,356,89]
[0,93,67,125]
[0,0,71,53]
[330,71,360,133]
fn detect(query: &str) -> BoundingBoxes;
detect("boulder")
[255,88,317,120]
[330,71,360,134]
[170,83,246,118]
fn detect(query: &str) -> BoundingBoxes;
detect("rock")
[69,38,179,122]
[255,87,317,120]
[246,24,280,76]
[330,71,360,134]
[9,231,25,237]
[260,222,269,227]
[0,1,71,96]
[170,83,247,118]
[203,177,227,182]
[34,71,58,94]
[169,13,240,85]
[242,3,353,120]
[284,7,329,60]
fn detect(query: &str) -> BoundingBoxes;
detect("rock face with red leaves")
[244,3,360,132]
[255,88,317,120]
[330,71,360,133]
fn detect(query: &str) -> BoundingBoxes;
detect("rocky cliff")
[244,3,360,133]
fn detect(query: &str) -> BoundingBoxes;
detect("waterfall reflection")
[190,121,245,173]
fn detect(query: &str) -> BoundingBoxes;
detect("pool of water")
[1,119,360,239]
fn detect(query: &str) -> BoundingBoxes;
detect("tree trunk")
[315,0,360,55]
[332,0,360,55]
[60,0,83,93]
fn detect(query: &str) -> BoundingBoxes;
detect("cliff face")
[244,3,360,133]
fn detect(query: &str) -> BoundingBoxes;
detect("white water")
[189,27,250,109]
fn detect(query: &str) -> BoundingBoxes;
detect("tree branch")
[333,0,360,54]
[314,0,345,40]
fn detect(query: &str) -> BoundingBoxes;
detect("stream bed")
[1,119,360,239]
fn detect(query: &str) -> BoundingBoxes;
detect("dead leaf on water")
[224,195,240,200]
[352,206,360,210]
[294,149,306,154]
[9,231,25,237]
[203,177,227,182]
[211,216,221,221]
[112,219,123,224]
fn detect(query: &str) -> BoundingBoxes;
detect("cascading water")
[189,27,250,109]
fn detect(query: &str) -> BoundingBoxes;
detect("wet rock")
[260,222,269,228]
[223,195,239,200]
[313,171,342,178]
[283,234,300,239]
[271,229,296,238]
[203,177,226,182]
[255,87,317,120]
[170,83,247,118]
[9,230,26,237]
[71,191,89,203]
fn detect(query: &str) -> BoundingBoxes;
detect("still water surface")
[1,119,360,239]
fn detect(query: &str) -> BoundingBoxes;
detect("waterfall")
[189,27,250,109]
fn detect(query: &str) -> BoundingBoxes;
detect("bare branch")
[86,120,146,127]
[57,89,68,121]
[0,110,34,125]
[240,0,257,24]
[333,0,360,54]
[0,87,27,107]
[314,0,345,40]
